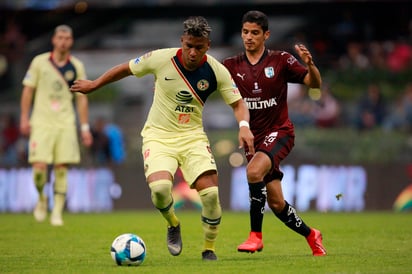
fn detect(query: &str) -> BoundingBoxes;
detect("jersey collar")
[49,51,70,66]
[244,48,268,66]
[176,48,207,70]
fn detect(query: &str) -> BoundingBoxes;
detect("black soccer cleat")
[202,250,217,261]
[167,224,182,256]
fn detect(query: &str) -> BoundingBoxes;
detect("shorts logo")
[144,148,150,160]
[206,145,215,164]
[264,67,275,78]
[263,131,278,147]
[197,79,209,91]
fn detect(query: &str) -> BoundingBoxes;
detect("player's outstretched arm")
[294,44,322,88]
[70,62,132,94]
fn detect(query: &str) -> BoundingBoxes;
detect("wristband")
[81,123,90,132]
[239,120,250,128]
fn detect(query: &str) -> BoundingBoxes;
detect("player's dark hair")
[242,10,269,32]
[183,16,212,38]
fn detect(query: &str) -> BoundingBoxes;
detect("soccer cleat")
[237,231,263,253]
[33,197,47,222]
[306,228,327,256]
[167,224,182,256]
[50,213,64,226]
[202,250,217,261]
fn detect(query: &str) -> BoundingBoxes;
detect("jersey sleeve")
[213,59,242,105]
[22,56,39,88]
[282,51,308,83]
[128,50,162,78]
[74,59,87,80]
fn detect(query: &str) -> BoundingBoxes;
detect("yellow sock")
[161,206,179,227]
[52,168,67,216]
[199,187,221,251]
[52,193,66,216]
[203,223,218,251]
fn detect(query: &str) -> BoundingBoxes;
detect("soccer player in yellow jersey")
[20,25,93,226]
[71,16,254,260]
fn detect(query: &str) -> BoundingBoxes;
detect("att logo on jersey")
[176,90,193,104]
[175,91,194,113]
[175,105,194,113]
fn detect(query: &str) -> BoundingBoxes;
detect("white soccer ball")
[110,233,146,266]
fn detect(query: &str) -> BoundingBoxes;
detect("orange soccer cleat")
[306,228,327,256]
[237,232,263,253]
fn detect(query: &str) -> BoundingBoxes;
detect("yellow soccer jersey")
[22,52,86,128]
[129,48,242,138]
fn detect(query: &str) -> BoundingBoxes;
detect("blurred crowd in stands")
[0,18,26,92]
[288,81,412,131]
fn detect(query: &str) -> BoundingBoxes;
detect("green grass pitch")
[1,211,411,274]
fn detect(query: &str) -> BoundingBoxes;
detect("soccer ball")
[110,233,146,266]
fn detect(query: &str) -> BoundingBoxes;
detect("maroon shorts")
[245,126,295,183]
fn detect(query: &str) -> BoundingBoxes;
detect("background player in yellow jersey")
[70,16,254,260]
[20,25,93,226]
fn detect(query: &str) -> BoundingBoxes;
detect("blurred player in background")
[20,25,93,226]
[223,10,327,256]
[70,16,254,260]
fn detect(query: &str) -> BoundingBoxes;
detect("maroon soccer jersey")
[223,49,308,142]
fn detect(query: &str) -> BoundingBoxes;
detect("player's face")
[52,30,73,54]
[241,22,269,53]
[180,34,210,71]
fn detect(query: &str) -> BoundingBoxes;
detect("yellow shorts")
[142,133,217,186]
[28,126,80,164]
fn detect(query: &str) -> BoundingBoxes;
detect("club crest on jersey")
[197,79,209,91]
[64,70,75,81]
[264,67,275,78]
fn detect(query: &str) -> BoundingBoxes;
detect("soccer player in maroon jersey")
[223,10,327,256]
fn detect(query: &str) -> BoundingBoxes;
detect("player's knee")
[246,164,265,182]
[148,180,173,210]
[199,186,221,221]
